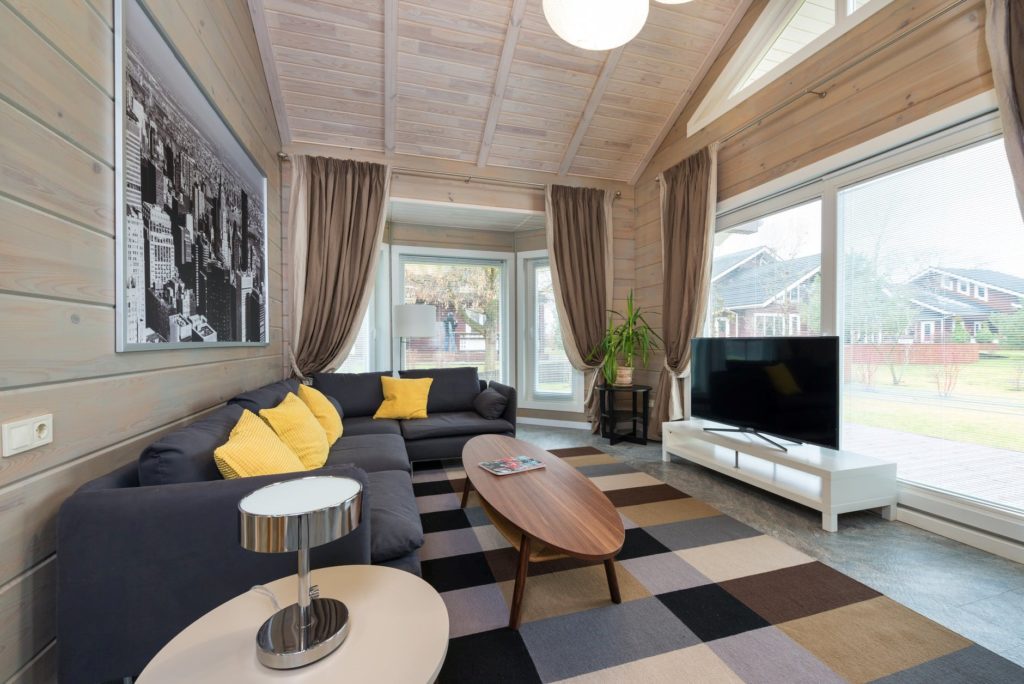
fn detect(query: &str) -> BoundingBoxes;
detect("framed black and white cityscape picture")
[114,0,269,351]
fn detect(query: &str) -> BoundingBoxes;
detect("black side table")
[597,384,651,446]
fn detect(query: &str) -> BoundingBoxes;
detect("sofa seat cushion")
[399,367,480,413]
[328,434,411,473]
[400,411,514,442]
[366,470,423,563]
[341,415,401,437]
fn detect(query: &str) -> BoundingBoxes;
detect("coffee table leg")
[509,535,531,630]
[604,559,621,604]
[460,478,472,509]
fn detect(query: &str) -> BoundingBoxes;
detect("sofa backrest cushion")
[312,371,392,418]
[228,379,300,414]
[399,366,480,413]
[138,404,245,486]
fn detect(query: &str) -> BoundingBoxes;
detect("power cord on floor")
[251,584,281,611]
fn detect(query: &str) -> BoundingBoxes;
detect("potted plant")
[592,291,661,386]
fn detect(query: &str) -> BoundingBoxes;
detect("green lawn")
[844,393,1024,452]
[849,351,1024,399]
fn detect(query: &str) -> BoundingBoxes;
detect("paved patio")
[844,424,1024,512]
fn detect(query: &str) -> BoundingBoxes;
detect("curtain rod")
[278,153,622,198]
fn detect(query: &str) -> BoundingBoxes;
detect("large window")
[711,114,1024,530]
[337,246,389,374]
[393,248,511,383]
[707,200,822,338]
[839,138,1024,514]
[518,252,582,409]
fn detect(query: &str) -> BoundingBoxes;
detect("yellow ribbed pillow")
[259,393,330,470]
[214,409,305,479]
[374,376,433,420]
[297,384,343,444]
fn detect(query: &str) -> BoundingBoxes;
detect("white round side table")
[137,565,449,683]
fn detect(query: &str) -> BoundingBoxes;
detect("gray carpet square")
[646,514,762,551]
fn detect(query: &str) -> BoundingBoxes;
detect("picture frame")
[114,0,269,351]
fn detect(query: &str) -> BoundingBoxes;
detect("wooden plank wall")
[0,1,284,680]
[632,0,992,391]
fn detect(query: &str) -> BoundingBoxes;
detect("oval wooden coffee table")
[462,434,625,629]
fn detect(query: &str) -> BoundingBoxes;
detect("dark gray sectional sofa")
[56,366,515,683]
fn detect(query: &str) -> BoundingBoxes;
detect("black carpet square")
[413,479,456,497]
[657,584,771,643]
[420,508,473,534]
[421,552,496,593]
[616,527,672,561]
[437,628,540,684]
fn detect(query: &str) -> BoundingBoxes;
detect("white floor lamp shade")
[393,304,437,338]
[542,0,649,51]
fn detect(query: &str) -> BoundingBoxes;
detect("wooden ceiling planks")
[254,0,745,180]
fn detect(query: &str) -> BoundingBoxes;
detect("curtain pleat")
[545,184,613,430]
[650,144,718,440]
[986,0,1024,218]
[290,156,390,377]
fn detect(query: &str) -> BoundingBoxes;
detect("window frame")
[390,244,514,384]
[687,0,894,138]
[515,249,584,411]
[710,108,1021,539]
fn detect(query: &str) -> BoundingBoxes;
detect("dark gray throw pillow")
[473,387,508,419]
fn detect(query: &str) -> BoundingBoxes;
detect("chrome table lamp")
[239,476,363,669]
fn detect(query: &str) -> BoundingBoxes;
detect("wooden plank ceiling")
[251,0,746,181]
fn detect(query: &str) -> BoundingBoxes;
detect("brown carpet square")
[605,483,690,507]
[720,561,882,624]
[549,446,604,457]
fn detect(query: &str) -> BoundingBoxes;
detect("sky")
[716,139,1024,284]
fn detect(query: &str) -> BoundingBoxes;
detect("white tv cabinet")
[661,419,897,531]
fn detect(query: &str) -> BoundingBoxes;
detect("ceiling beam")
[477,0,528,168]
[384,0,398,153]
[558,46,624,177]
[629,0,753,185]
[246,0,290,145]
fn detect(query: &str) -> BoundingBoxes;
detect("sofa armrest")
[57,464,371,683]
[488,380,517,434]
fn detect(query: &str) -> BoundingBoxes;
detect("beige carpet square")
[562,453,619,467]
[619,498,721,527]
[499,563,649,624]
[778,596,972,683]
[676,536,814,583]
[590,472,664,492]
[553,644,743,684]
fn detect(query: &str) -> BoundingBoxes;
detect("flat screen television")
[690,336,840,449]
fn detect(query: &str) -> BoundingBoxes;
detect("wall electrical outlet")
[2,414,53,457]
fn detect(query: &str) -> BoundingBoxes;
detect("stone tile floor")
[513,424,1024,667]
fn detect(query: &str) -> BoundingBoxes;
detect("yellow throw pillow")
[259,393,330,470]
[214,410,305,479]
[374,376,433,420]
[297,384,343,445]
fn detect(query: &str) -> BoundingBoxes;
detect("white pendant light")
[542,0,649,51]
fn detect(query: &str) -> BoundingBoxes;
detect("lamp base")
[256,598,350,669]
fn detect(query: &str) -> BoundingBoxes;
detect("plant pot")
[614,367,634,387]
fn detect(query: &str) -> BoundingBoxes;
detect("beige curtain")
[651,144,718,440]
[545,184,614,430]
[986,0,1024,216]
[289,156,390,377]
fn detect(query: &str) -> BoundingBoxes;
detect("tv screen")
[690,336,839,449]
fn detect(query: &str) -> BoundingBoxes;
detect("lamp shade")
[542,0,648,51]
[393,304,437,338]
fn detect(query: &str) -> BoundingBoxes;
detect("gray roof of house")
[712,254,820,309]
[907,286,995,316]
[940,268,1024,298]
[711,247,765,280]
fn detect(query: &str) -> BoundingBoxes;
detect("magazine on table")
[478,455,546,476]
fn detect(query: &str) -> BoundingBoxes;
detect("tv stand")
[702,427,800,452]
[663,419,897,532]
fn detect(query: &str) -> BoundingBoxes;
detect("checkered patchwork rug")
[413,446,1022,683]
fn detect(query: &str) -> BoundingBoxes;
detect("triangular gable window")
[688,0,892,137]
